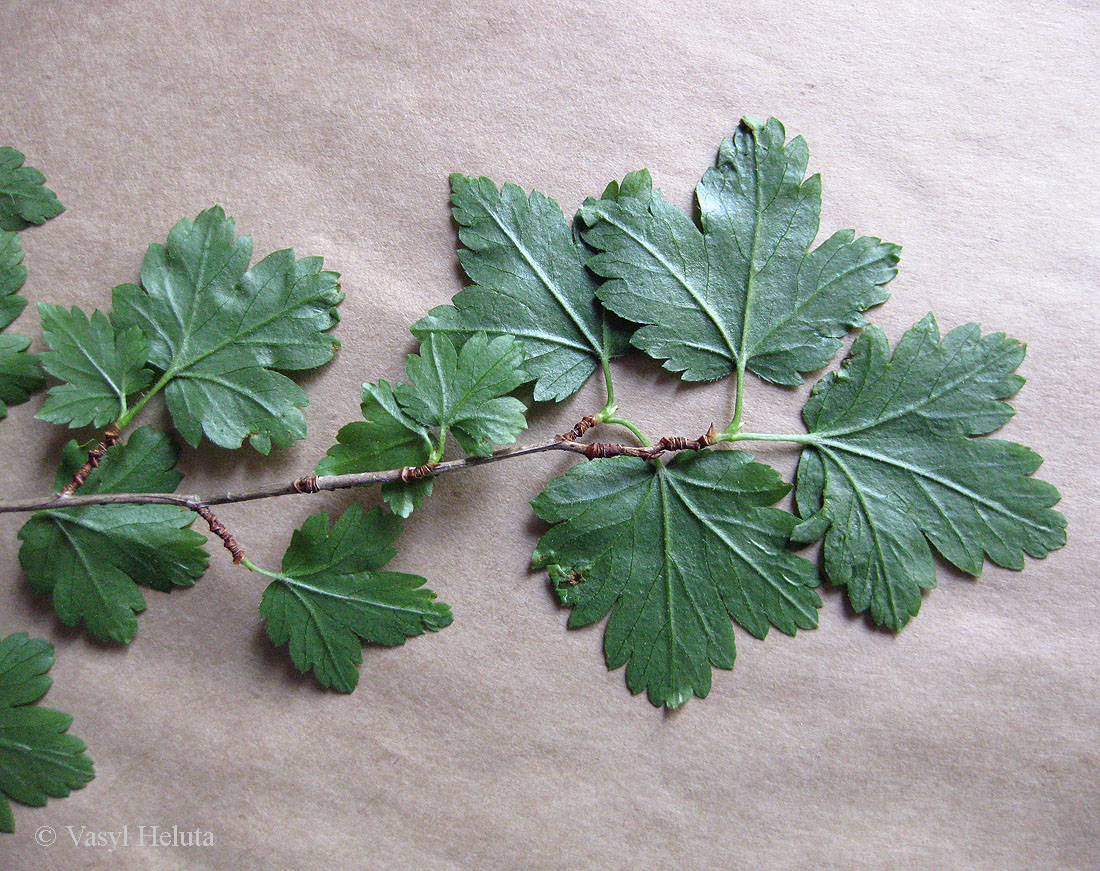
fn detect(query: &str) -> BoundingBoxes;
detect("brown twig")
[56,424,123,497]
[557,414,598,442]
[399,463,438,482]
[192,504,245,564]
[561,425,718,460]
[0,422,721,517]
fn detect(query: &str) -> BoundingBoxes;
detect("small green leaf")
[36,303,154,428]
[260,506,452,692]
[316,379,435,517]
[17,427,209,643]
[796,315,1066,629]
[412,175,629,402]
[0,148,64,231]
[0,231,45,418]
[0,633,94,833]
[111,206,342,453]
[532,451,820,708]
[580,117,899,385]
[395,332,529,457]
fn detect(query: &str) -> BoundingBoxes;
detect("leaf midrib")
[277,575,436,620]
[481,197,604,358]
[814,438,1047,531]
[600,208,738,362]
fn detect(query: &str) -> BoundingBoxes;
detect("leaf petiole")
[599,354,615,418]
[600,415,650,446]
[428,426,448,463]
[113,368,173,431]
[725,363,746,438]
[241,558,285,581]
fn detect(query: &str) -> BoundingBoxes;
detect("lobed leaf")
[532,451,820,708]
[111,206,342,453]
[395,332,529,457]
[0,633,94,833]
[36,303,154,428]
[17,427,209,643]
[0,148,64,231]
[0,231,45,418]
[794,315,1066,629]
[412,174,629,402]
[579,116,899,385]
[315,379,435,517]
[260,506,452,692]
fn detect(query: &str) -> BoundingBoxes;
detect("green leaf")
[532,451,820,708]
[395,332,529,457]
[36,303,154,428]
[260,505,452,692]
[0,148,64,231]
[597,169,656,204]
[0,632,94,833]
[412,174,628,402]
[579,116,899,385]
[111,206,342,453]
[794,315,1067,630]
[315,379,435,517]
[0,231,45,418]
[17,427,209,643]
[0,230,29,327]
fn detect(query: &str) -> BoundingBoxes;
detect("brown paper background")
[2,1,1097,868]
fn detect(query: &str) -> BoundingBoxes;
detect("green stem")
[599,355,616,417]
[601,415,650,446]
[428,426,448,463]
[725,363,746,439]
[241,558,285,581]
[114,369,174,432]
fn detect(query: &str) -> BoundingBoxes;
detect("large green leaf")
[395,332,528,457]
[111,206,342,453]
[36,303,153,428]
[0,148,64,231]
[412,174,628,402]
[532,451,820,708]
[315,379,435,518]
[0,231,45,418]
[260,506,452,692]
[0,633,94,833]
[17,427,209,643]
[579,116,899,385]
[793,315,1066,629]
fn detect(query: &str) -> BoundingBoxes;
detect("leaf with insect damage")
[533,450,820,708]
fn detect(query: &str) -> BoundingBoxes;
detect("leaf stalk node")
[292,475,320,494]
[399,462,438,482]
[557,414,598,442]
